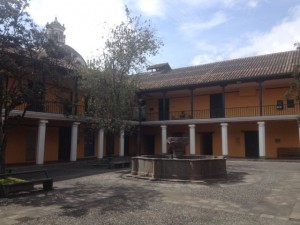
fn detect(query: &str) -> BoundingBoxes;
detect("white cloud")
[181,0,259,8]
[247,0,258,8]
[191,54,225,65]
[28,0,127,60]
[189,4,300,65]
[180,12,229,32]
[228,5,300,59]
[135,0,165,18]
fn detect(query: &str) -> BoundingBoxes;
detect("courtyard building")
[4,19,300,165]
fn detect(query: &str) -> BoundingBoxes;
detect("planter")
[0,178,34,197]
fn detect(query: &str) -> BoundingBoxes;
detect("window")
[287,99,295,108]
[276,100,284,110]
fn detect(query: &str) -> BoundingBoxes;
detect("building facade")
[137,52,300,159]
[4,19,300,165]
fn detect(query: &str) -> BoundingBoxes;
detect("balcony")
[15,101,85,116]
[144,104,300,121]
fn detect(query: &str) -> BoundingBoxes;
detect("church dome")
[45,17,86,67]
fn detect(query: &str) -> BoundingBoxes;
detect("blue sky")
[28,0,300,69]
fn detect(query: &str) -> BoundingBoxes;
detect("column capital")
[72,122,80,126]
[221,123,228,127]
[39,120,48,124]
[188,124,196,128]
[257,121,265,126]
[161,125,167,129]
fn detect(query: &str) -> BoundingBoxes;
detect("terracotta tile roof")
[138,50,300,91]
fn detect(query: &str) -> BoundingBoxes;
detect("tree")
[0,0,79,172]
[0,0,45,172]
[285,44,300,100]
[82,7,163,134]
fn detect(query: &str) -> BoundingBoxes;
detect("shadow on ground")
[201,171,249,186]
[0,178,162,218]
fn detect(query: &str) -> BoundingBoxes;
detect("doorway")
[159,98,169,120]
[201,132,213,155]
[84,128,95,157]
[144,135,155,155]
[244,131,259,158]
[210,93,224,118]
[124,133,130,156]
[58,127,71,161]
[106,133,115,157]
[26,129,37,162]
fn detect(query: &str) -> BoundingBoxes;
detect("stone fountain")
[131,137,227,181]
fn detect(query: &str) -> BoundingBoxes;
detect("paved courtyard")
[0,160,300,225]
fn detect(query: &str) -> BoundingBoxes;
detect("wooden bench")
[105,157,131,169]
[107,161,131,169]
[0,170,53,197]
[277,148,300,159]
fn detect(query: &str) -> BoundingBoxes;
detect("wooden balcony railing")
[13,102,300,121]
[14,101,85,116]
[144,104,300,121]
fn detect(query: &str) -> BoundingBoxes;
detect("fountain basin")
[131,155,227,181]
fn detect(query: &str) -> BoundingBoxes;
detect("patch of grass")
[0,177,25,185]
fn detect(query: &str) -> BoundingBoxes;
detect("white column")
[98,129,104,159]
[221,123,228,156]
[161,125,167,154]
[36,120,48,165]
[189,124,196,155]
[258,121,266,158]
[70,122,80,162]
[298,122,300,146]
[119,130,125,157]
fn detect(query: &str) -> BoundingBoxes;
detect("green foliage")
[285,64,300,100]
[82,7,162,133]
[0,177,25,184]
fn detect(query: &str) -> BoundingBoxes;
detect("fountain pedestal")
[167,137,189,158]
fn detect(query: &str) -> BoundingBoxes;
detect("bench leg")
[43,181,53,191]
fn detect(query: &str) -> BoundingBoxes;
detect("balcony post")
[70,122,80,161]
[298,120,300,146]
[189,124,196,155]
[137,97,143,155]
[221,123,228,156]
[162,92,166,120]
[36,120,48,165]
[258,81,263,116]
[161,125,167,154]
[190,89,194,119]
[97,128,104,159]
[222,85,226,117]
[258,122,266,158]
[119,129,125,157]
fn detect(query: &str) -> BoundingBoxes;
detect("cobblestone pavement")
[0,160,300,225]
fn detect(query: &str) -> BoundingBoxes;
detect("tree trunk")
[0,133,7,174]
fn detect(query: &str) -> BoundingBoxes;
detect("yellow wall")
[44,127,59,161]
[6,126,28,164]
[265,121,298,158]
[143,79,295,120]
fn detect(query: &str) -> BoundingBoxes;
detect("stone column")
[97,129,104,159]
[221,123,228,156]
[258,121,266,158]
[119,130,125,157]
[298,122,300,146]
[161,125,167,154]
[70,122,80,162]
[36,120,48,165]
[189,124,196,155]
